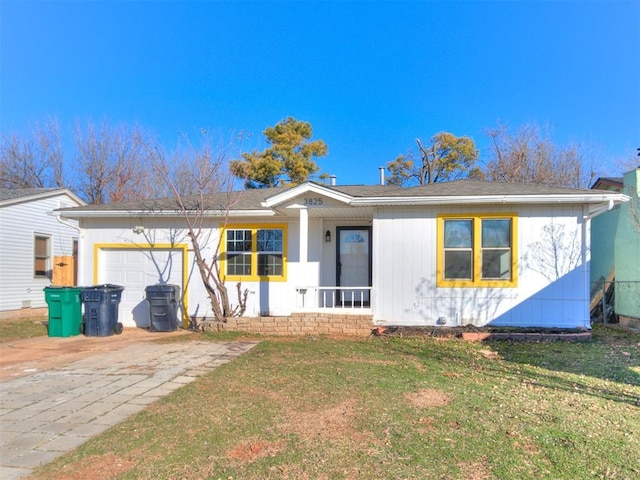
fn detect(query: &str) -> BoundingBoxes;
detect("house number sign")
[303,197,324,206]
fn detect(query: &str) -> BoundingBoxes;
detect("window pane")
[257,253,283,276]
[35,236,48,256]
[444,251,472,279]
[35,258,48,276]
[227,230,252,252]
[444,220,472,248]
[257,229,282,252]
[227,253,251,276]
[482,249,511,279]
[34,236,49,277]
[482,219,511,248]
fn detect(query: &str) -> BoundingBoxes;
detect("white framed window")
[34,234,51,278]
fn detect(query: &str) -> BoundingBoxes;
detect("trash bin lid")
[44,286,84,292]
[84,284,124,292]
[145,284,180,292]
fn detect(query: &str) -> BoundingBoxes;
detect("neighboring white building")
[0,188,85,318]
[58,180,628,330]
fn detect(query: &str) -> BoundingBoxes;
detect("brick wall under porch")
[201,313,374,337]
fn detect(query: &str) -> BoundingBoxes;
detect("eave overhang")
[262,182,353,208]
[261,182,630,216]
[350,193,630,215]
[58,209,276,219]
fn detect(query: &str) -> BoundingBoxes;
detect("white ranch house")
[57,180,628,332]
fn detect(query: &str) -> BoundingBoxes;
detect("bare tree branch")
[147,134,247,325]
[0,117,66,189]
[484,122,599,188]
[74,120,155,204]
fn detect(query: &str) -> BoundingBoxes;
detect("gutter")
[586,198,624,220]
[350,193,630,206]
[57,209,277,219]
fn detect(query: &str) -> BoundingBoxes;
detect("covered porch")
[262,185,376,316]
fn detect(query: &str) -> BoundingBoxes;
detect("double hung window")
[223,225,286,281]
[438,215,517,287]
[226,229,252,276]
[34,235,50,278]
[256,229,283,276]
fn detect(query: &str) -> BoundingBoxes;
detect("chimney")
[329,175,336,186]
[379,166,385,185]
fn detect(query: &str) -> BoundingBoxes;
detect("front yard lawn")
[0,316,48,342]
[30,324,640,479]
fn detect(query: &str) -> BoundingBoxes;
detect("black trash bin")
[145,284,180,332]
[81,284,124,337]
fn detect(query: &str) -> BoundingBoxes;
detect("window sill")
[223,275,287,283]
[437,279,518,288]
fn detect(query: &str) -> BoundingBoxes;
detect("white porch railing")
[295,286,372,311]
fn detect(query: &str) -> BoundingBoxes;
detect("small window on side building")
[34,235,51,278]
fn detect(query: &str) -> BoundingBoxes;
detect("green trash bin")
[43,286,83,337]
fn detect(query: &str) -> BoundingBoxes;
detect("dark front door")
[336,227,372,306]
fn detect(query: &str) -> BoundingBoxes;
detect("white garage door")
[98,248,184,327]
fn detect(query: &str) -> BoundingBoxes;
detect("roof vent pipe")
[379,166,385,185]
[329,175,336,186]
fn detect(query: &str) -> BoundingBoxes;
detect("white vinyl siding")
[78,218,295,320]
[0,193,81,313]
[373,204,590,329]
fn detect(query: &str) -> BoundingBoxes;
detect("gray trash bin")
[81,284,124,336]
[145,284,180,332]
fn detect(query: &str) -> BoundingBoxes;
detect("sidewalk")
[0,333,258,480]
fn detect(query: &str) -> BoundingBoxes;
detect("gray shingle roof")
[381,180,608,197]
[0,188,60,202]
[56,180,621,214]
[57,187,289,212]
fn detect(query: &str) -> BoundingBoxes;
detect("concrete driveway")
[0,329,258,480]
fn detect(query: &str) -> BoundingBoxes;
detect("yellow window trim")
[436,213,518,288]
[220,224,288,282]
[93,243,190,328]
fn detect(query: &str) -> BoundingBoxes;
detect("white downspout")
[581,205,591,330]
[49,211,82,236]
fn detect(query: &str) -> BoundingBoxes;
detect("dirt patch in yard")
[457,456,494,480]
[226,437,287,463]
[404,388,453,408]
[0,328,192,382]
[279,399,374,447]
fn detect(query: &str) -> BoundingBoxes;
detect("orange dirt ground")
[0,328,191,382]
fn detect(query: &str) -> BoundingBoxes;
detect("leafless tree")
[151,132,233,198]
[148,134,247,325]
[0,118,66,189]
[74,121,154,204]
[484,123,599,188]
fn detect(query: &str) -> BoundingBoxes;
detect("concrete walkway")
[0,337,258,480]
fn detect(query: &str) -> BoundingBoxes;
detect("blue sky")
[1,1,639,186]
